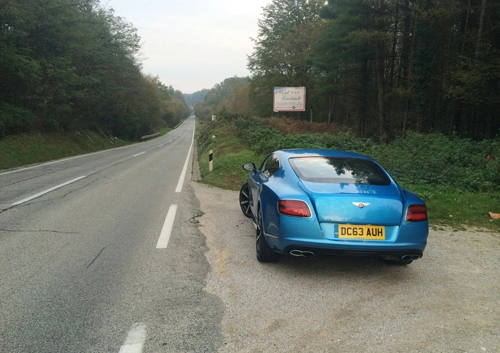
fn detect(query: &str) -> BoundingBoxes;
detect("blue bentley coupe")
[239,149,429,264]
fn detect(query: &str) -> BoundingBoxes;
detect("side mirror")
[242,162,256,172]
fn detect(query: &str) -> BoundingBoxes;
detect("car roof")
[275,148,373,161]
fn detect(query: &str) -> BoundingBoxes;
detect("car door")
[247,153,280,217]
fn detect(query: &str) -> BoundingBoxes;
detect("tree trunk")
[376,43,386,143]
[462,0,471,54]
[403,97,410,138]
[389,1,400,91]
[327,95,333,125]
[359,58,368,138]
[476,0,487,57]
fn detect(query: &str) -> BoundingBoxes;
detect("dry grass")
[0,131,130,171]
[268,117,342,135]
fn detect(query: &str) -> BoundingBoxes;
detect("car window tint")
[259,154,280,176]
[289,157,391,185]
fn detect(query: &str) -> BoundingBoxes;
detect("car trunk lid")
[299,180,404,225]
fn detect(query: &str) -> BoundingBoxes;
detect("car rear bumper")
[267,215,428,258]
[280,244,424,261]
[265,233,426,261]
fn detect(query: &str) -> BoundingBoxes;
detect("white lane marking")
[133,152,145,157]
[175,126,195,193]
[156,205,177,249]
[119,323,146,353]
[11,176,87,206]
[158,144,164,147]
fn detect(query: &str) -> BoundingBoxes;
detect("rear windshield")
[289,157,391,185]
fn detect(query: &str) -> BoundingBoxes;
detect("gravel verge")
[192,181,500,353]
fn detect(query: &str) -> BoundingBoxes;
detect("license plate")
[337,225,385,240]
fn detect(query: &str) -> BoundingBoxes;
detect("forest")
[195,0,500,142]
[0,0,190,140]
[2,0,498,143]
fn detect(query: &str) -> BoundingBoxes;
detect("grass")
[196,120,500,233]
[199,149,264,190]
[0,127,172,171]
[197,122,264,189]
[0,131,127,170]
[411,186,500,232]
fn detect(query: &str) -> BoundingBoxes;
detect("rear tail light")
[278,200,311,217]
[406,205,428,222]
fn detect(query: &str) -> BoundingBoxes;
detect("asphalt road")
[0,117,223,353]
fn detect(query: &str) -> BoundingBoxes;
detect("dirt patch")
[193,182,500,353]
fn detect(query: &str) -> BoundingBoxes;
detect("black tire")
[256,207,280,263]
[239,183,253,218]
[240,183,252,218]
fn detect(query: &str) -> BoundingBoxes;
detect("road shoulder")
[192,180,500,353]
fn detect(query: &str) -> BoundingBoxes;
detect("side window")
[259,153,280,177]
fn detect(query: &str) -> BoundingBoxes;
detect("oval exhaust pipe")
[290,250,315,257]
[401,254,421,261]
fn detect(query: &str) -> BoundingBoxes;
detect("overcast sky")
[104,0,271,94]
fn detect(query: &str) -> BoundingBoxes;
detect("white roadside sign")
[273,87,306,112]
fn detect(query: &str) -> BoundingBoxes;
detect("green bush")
[370,132,500,192]
[233,117,499,192]
[235,117,370,154]
[0,103,35,137]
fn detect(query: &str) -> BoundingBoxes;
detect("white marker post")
[209,150,213,173]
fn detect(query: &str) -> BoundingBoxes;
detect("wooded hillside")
[199,0,499,142]
[0,0,190,140]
